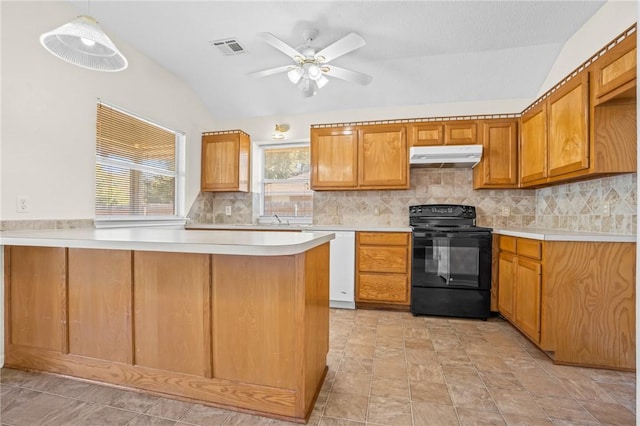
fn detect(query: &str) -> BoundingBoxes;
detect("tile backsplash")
[188,169,637,235]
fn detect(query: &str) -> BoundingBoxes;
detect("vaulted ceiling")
[69,1,606,120]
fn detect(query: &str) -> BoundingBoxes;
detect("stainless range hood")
[409,145,483,168]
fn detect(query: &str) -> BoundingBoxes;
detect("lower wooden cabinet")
[496,235,636,370]
[355,232,411,309]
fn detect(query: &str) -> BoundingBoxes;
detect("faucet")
[273,214,282,224]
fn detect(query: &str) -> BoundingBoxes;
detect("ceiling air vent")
[210,38,246,56]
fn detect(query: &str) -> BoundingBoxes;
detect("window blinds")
[96,103,178,217]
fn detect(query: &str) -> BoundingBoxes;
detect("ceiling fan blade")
[316,33,366,63]
[324,65,373,86]
[248,65,294,78]
[257,32,302,61]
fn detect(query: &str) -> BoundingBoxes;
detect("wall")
[0,1,216,225]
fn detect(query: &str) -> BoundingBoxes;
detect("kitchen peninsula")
[1,228,334,423]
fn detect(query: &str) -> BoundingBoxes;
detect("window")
[261,144,313,221]
[95,102,185,225]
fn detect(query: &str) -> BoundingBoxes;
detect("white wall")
[0,1,217,221]
[539,0,637,96]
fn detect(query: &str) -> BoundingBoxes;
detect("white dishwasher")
[303,229,355,309]
[327,231,355,309]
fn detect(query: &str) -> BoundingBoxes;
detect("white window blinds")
[95,103,182,219]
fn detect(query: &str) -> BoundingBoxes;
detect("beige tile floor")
[0,308,636,425]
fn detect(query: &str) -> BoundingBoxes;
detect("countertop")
[0,228,335,256]
[492,227,636,243]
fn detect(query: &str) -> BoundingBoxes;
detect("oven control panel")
[409,204,476,218]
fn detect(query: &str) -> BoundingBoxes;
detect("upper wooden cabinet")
[594,32,637,104]
[547,73,590,178]
[201,131,250,192]
[310,127,358,189]
[409,120,477,146]
[444,121,477,145]
[519,103,548,186]
[473,119,518,189]
[311,124,408,191]
[410,123,443,146]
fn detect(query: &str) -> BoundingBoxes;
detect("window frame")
[94,100,186,228]
[254,140,313,225]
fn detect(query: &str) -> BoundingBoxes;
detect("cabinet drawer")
[358,274,408,303]
[444,121,477,145]
[358,232,409,246]
[517,239,542,260]
[410,123,443,146]
[359,246,407,273]
[499,236,517,253]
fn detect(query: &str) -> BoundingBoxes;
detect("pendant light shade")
[39,15,128,72]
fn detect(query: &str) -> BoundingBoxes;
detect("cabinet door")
[547,73,589,178]
[473,120,518,188]
[594,34,636,102]
[515,257,542,343]
[7,246,66,352]
[358,124,408,189]
[497,251,515,321]
[444,121,477,145]
[310,127,358,189]
[520,103,547,186]
[357,274,409,304]
[410,123,443,146]
[201,133,244,192]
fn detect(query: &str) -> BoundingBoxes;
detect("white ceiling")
[69,1,606,121]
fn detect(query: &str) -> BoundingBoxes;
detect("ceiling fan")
[249,29,373,97]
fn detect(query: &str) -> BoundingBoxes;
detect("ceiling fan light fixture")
[287,67,304,84]
[39,15,127,72]
[316,75,329,89]
[298,78,317,97]
[306,63,323,80]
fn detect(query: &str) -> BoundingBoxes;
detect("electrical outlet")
[602,201,610,217]
[225,206,232,216]
[501,206,510,217]
[16,196,30,213]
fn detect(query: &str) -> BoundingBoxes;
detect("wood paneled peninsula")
[1,228,334,423]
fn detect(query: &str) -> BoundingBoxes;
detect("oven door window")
[412,235,491,289]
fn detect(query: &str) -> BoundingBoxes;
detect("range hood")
[409,145,483,168]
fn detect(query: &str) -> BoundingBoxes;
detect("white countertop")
[186,224,413,232]
[0,228,335,256]
[492,227,636,243]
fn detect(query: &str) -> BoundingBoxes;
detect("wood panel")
[520,103,547,186]
[310,127,358,189]
[592,101,637,174]
[201,134,242,192]
[68,249,132,363]
[357,274,409,304]
[8,246,66,351]
[474,120,518,188]
[211,255,296,389]
[514,258,541,343]
[296,243,330,417]
[595,34,637,100]
[358,246,408,274]
[490,235,499,312]
[516,238,542,260]
[544,242,636,370]
[547,73,590,178]
[410,123,443,146]
[358,232,409,246]
[497,251,515,321]
[358,125,408,188]
[133,251,210,376]
[444,121,477,145]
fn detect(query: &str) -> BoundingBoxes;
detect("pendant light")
[39,13,128,72]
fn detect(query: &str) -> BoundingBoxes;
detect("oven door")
[412,231,492,290]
